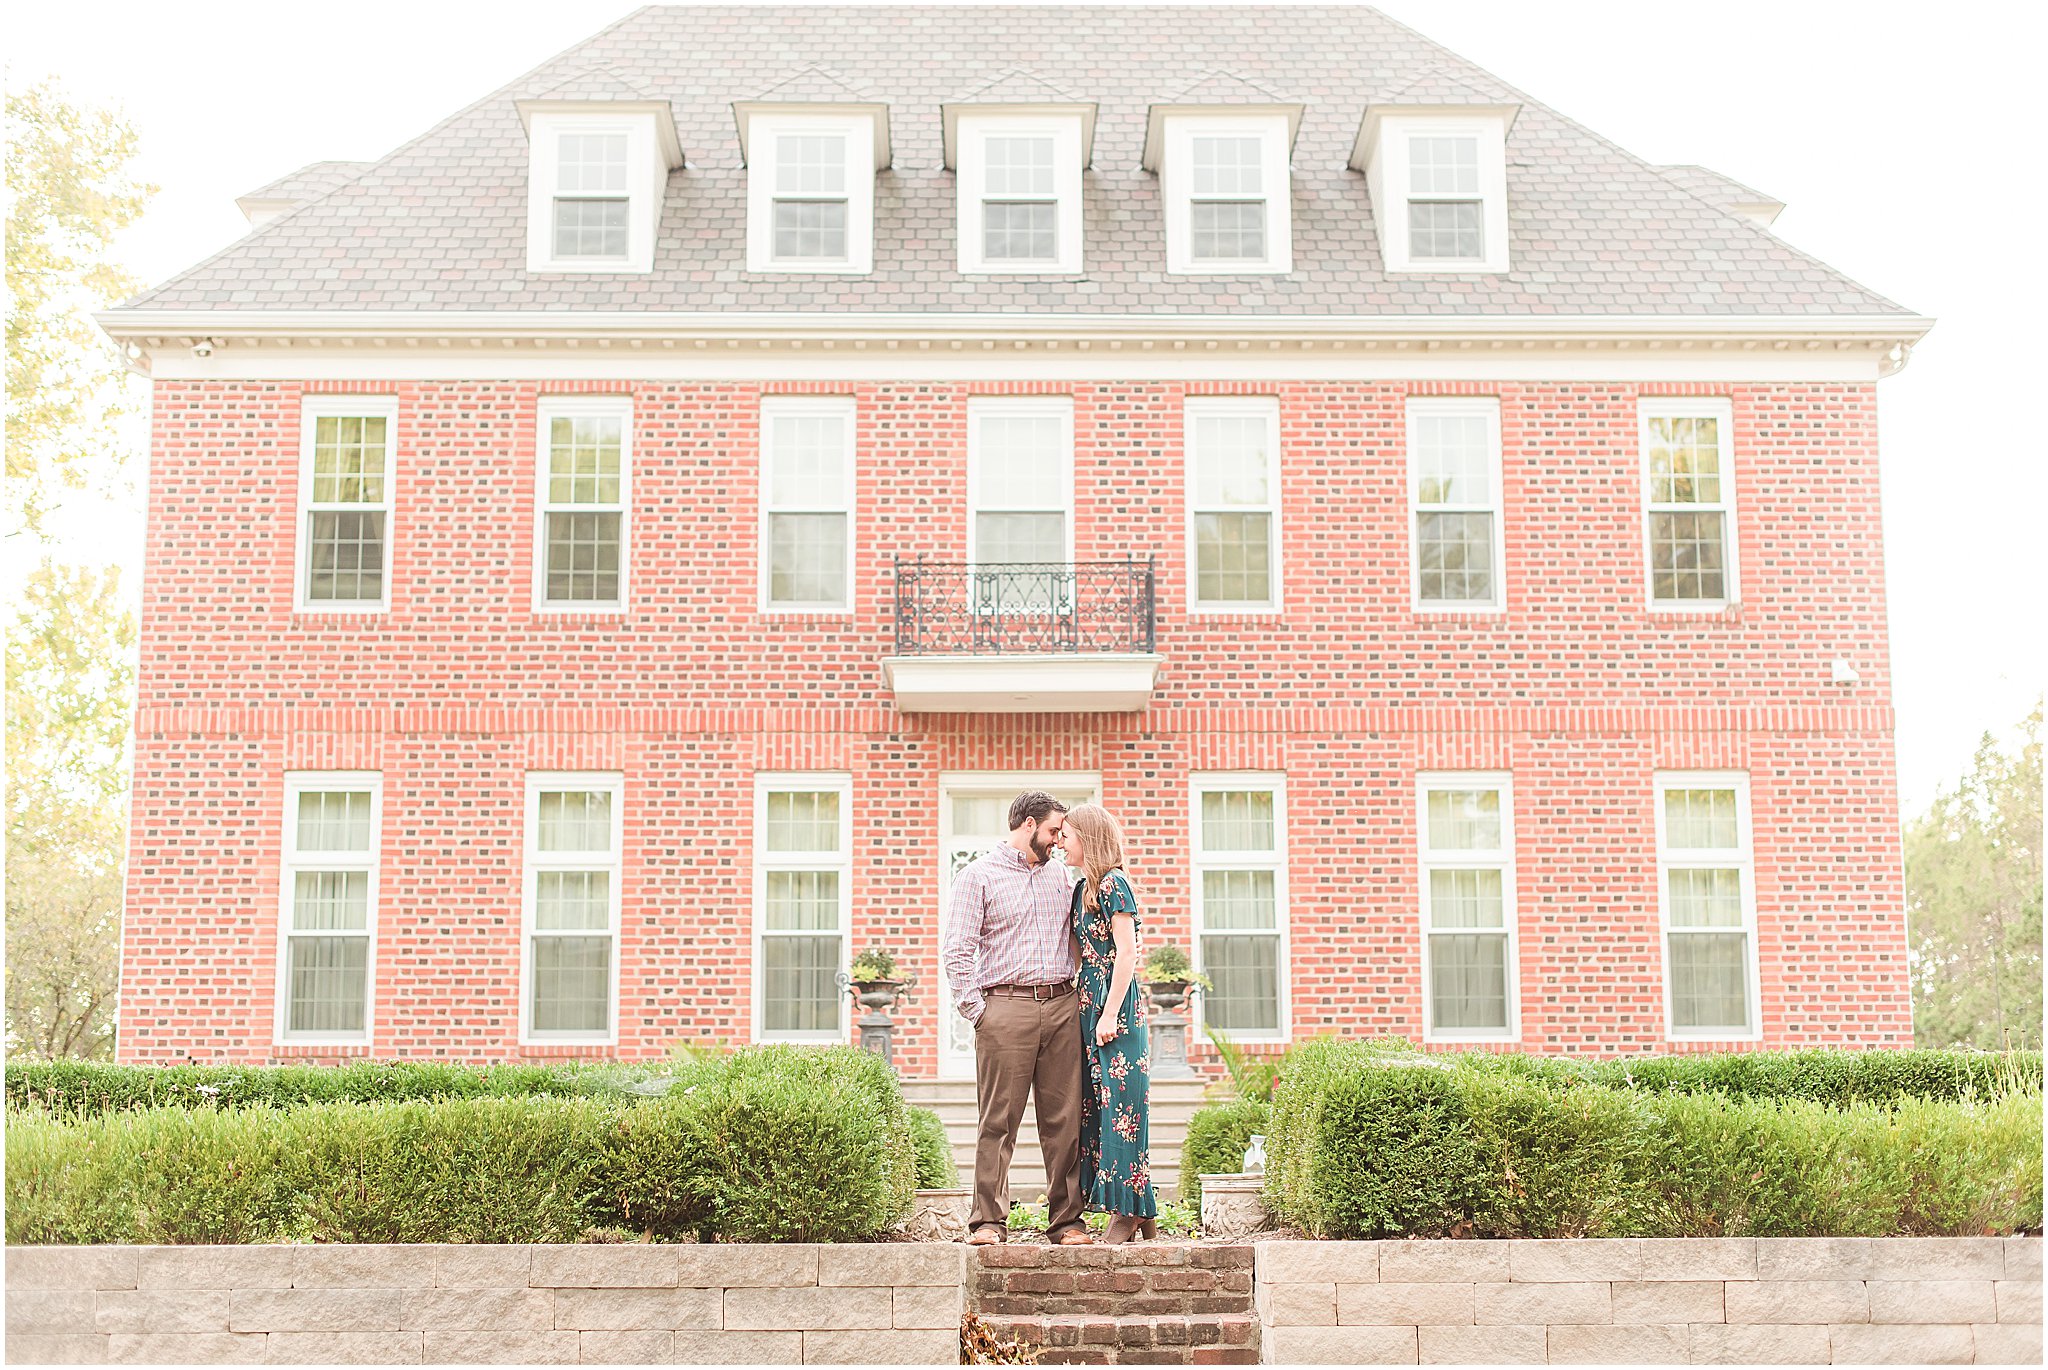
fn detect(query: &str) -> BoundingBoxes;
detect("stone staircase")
[969,1243,1259,1365]
[902,1078,1211,1204]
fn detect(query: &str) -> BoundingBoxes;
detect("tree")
[1905,701,2045,1050]
[5,78,155,541]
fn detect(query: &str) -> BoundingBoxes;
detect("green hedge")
[1178,1100,1271,1206]
[2,1058,630,1116]
[1263,1041,2044,1240]
[5,1046,918,1245]
[907,1107,959,1189]
[1446,1046,2045,1105]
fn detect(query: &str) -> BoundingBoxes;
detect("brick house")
[100,5,1929,1076]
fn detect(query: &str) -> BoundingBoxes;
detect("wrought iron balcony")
[884,556,1164,713]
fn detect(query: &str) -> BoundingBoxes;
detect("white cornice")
[516,98,686,169]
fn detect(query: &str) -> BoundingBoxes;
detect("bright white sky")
[7,0,2042,813]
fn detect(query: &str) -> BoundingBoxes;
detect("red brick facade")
[115,378,1913,1071]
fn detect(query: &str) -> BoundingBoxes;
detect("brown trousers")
[970,991,1085,1239]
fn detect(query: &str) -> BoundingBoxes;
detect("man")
[941,790,1092,1246]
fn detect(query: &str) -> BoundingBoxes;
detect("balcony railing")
[893,556,1157,656]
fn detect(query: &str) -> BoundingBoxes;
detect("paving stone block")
[420,1330,580,1363]
[138,1246,293,1290]
[528,1245,677,1289]
[1190,1349,1260,1365]
[1190,1247,1257,1270]
[1505,1238,1643,1283]
[1723,1280,1867,1325]
[894,1284,962,1329]
[1973,1321,2045,1364]
[1259,1281,1334,1327]
[107,1332,266,1364]
[1118,1247,1192,1268]
[5,1246,139,1291]
[723,1284,893,1331]
[819,1244,963,1289]
[229,1288,411,1333]
[1687,1322,1831,1364]
[1473,1280,1610,1326]
[677,1244,818,1289]
[1265,1325,1416,1364]
[1828,1322,1973,1363]
[1375,1242,1510,1284]
[428,1246,531,1288]
[669,1329,805,1364]
[1995,1280,2042,1324]
[0,1333,111,1365]
[1866,1280,1998,1324]
[804,1328,961,1363]
[1611,1279,1723,1324]
[1546,1322,1689,1363]
[550,1286,719,1331]
[7,1290,95,1335]
[978,1246,1047,1268]
[1755,1238,2002,1282]
[1339,1281,1474,1327]
[1417,1324,1544,1364]
[1255,1242,1379,1285]
[398,1287,553,1331]
[94,1289,233,1334]
[577,1329,673,1363]
[2004,1240,2043,1282]
[292,1245,440,1289]
[1150,1270,1219,1293]
[263,1330,425,1364]
[1639,1237,1756,1282]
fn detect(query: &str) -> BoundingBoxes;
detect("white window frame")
[1190,772,1290,1045]
[1162,113,1293,275]
[274,771,381,1046]
[746,113,876,275]
[966,396,1076,608]
[519,771,624,1047]
[525,111,662,274]
[1405,395,1506,614]
[1185,396,1282,614]
[1653,770,1762,1044]
[1416,772,1519,1043]
[758,396,857,615]
[294,396,398,614]
[1373,115,1511,274]
[956,112,1084,275]
[752,772,854,1044]
[532,395,632,614]
[1639,396,1739,613]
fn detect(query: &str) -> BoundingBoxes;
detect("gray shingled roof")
[1658,164,1785,220]
[126,4,1910,316]
[236,159,374,206]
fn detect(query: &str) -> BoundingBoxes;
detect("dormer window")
[1147,110,1297,275]
[553,132,630,259]
[1355,105,1514,274]
[518,100,682,275]
[952,112,1084,274]
[1406,134,1483,261]
[771,133,850,261]
[737,109,882,274]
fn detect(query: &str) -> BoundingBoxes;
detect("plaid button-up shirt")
[942,842,1079,1024]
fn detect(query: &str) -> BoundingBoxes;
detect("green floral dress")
[1073,870,1155,1219]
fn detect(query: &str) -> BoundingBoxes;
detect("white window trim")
[274,771,381,1046]
[1416,771,1519,1044]
[1184,396,1283,614]
[746,113,876,275]
[1652,770,1763,1044]
[955,112,1084,276]
[1639,396,1739,613]
[1373,115,1511,275]
[752,772,855,1044]
[1162,113,1293,275]
[519,771,625,1047]
[758,396,857,615]
[1405,395,1506,614]
[966,394,1077,566]
[294,396,398,614]
[532,395,632,614]
[525,111,662,274]
[1190,771,1290,1045]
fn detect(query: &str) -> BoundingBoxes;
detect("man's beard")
[1032,829,1060,865]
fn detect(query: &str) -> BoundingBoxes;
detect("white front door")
[936,772,1099,1080]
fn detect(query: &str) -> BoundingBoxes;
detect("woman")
[1061,802,1157,1244]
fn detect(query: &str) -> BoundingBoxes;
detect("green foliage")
[908,1106,960,1189]
[1140,944,1212,991]
[1461,1071,1651,1238]
[1200,1026,1281,1103]
[1906,701,2044,1050]
[1178,1100,1270,1206]
[4,1057,614,1116]
[1583,1047,2043,1106]
[848,947,901,981]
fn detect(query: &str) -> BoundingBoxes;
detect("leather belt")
[983,982,1075,1001]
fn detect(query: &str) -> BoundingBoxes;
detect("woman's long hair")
[1063,802,1135,913]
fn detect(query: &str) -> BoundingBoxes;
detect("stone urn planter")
[850,976,906,1011]
[1143,978,1193,1013]
[899,1187,972,1242]
[1197,1173,1274,1239]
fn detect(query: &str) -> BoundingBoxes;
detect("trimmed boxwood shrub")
[1583,1048,2043,1106]
[1178,1100,1270,1207]
[907,1106,959,1189]
[3,1058,619,1116]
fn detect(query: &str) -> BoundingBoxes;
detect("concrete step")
[907,1079,1212,1203]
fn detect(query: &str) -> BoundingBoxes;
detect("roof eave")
[940,101,1100,170]
[731,101,893,170]
[1140,103,1306,173]
[1350,101,1522,173]
[516,97,685,169]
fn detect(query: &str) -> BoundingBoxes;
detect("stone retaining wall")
[4,1244,965,1365]
[1254,1237,2043,1365]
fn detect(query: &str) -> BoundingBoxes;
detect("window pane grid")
[1645,412,1731,604]
[286,937,368,1035]
[527,783,619,1039]
[1421,782,1511,1034]
[1191,409,1277,607]
[772,200,849,260]
[761,785,848,1036]
[1408,201,1483,260]
[775,135,847,195]
[983,201,1057,261]
[1190,201,1265,261]
[1657,778,1753,1035]
[1196,783,1282,1036]
[552,198,628,258]
[283,785,375,1040]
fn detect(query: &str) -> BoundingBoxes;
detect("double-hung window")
[1192,774,1287,1040]
[552,131,630,260]
[1641,398,1737,610]
[1654,773,1760,1040]
[1366,114,1510,274]
[296,397,396,612]
[522,773,622,1044]
[956,114,1084,274]
[1187,398,1280,611]
[522,108,668,273]
[967,397,1073,613]
[1407,396,1504,611]
[745,113,876,274]
[535,397,629,612]
[1418,774,1517,1040]
[761,397,855,612]
[277,773,379,1044]
[755,775,852,1041]
[1406,134,1484,262]
[1162,114,1292,274]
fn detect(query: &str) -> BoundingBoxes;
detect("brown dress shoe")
[966,1227,1004,1246]
[1054,1227,1095,1246]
